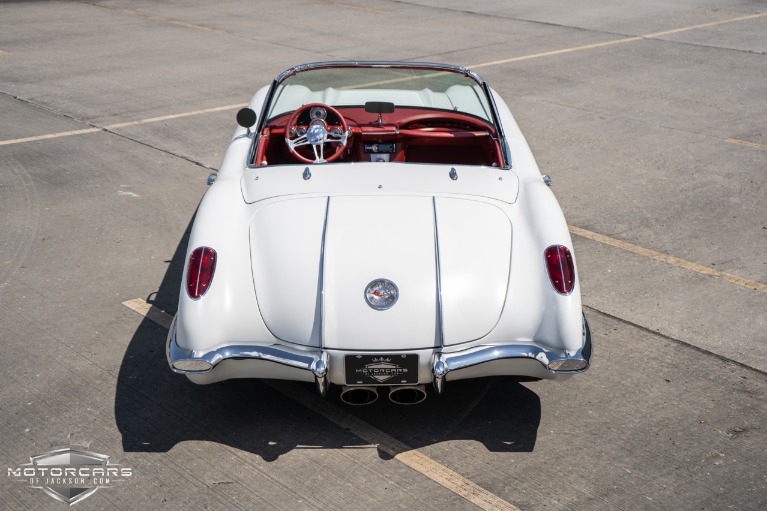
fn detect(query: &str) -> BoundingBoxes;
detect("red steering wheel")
[284,103,351,164]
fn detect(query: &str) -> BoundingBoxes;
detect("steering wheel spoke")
[326,128,350,146]
[285,134,309,150]
[312,142,325,163]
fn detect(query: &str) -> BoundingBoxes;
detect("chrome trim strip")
[247,79,279,168]
[231,134,248,143]
[360,129,400,136]
[256,80,278,134]
[432,196,446,394]
[275,61,486,86]
[482,84,512,169]
[246,135,258,168]
[167,319,324,375]
[319,196,331,350]
[432,197,445,350]
[314,351,329,397]
[432,313,592,385]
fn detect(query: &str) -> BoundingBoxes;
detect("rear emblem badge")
[364,279,399,310]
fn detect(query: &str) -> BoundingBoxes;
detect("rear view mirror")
[365,102,394,126]
[364,102,395,114]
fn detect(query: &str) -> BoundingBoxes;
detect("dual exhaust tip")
[340,385,428,406]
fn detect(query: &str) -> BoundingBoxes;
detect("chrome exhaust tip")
[388,385,428,405]
[339,386,379,406]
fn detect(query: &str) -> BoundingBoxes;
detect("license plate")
[345,354,419,385]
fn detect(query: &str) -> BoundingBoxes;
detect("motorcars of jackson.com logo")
[357,357,409,383]
[7,434,133,506]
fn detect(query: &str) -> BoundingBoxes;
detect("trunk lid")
[249,186,512,350]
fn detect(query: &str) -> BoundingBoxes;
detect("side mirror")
[236,108,257,134]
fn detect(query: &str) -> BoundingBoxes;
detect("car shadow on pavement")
[333,377,541,459]
[114,226,540,461]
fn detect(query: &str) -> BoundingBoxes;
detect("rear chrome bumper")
[167,313,591,395]
[431,314,592,394]
[166,315,329,393]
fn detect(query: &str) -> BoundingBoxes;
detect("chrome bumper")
[167,313,591,397]
[166,315,329,395]
[431,314,592,394]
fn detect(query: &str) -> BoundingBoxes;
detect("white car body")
[167,62,591,405]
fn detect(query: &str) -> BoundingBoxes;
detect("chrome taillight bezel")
[187,246,217,299]
[544,244,575,295]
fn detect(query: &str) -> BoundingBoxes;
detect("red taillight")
[545,245,575,295]
[187,247,217,299]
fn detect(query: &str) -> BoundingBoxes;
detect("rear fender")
[485,178,583,352]
[176,163,275,353]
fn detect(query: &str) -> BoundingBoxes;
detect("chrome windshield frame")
[274,60,485,86]
[252,61,510,168]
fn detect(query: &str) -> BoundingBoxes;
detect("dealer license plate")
[344,354,419,385]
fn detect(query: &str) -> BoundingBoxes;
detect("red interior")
[254,106,503,167]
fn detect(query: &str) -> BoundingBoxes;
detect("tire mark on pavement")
[0,155,40,291]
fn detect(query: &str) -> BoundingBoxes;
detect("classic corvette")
[166,61,591,405]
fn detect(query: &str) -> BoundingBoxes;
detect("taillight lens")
[187,247,217,299]
[545,245,575,295]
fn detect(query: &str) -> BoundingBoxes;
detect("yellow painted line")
[0,104,245,147]
[4,11,765,147]
[569,226,767,294]
[75,1,228,35]
[122,298,174,329]
[124,298,521,511]
[642,12,767,38]
[470,36,644,69]
[0,127,102,146]
[334,12,767,88]
[471,11,767,69]
[103,103,247,130]
[113,10,227,34]
[310,0,388,15]
[395,450,520,511]
[725,138,767,151]
[267,380,522,511]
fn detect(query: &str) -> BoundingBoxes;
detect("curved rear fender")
[488,178,583,352]
[216,137,252,180]
[176,176,275,352]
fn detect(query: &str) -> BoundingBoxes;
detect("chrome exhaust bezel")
[339,386,379,406]
[388,385,428,405]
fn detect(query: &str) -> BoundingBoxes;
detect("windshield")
[266,66,493,123]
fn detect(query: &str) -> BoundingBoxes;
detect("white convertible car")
[167,61,591,405]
